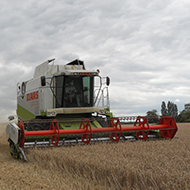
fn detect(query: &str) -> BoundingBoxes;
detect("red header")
[27,91,38,101]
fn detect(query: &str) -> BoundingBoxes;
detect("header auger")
[6,59,178,161]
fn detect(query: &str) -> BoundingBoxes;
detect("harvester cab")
[6,59,178,161]
[17,59,112,125]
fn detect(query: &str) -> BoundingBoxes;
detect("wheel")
[26,119,50,131]
[10,141,19,159]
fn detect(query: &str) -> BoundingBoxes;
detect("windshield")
[55,76,94,108]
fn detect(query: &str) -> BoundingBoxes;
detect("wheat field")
[0,123,190,190]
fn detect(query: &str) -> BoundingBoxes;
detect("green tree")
[161,101,178,119]
[174,104,178,119]
[177,110,190,122]
[146,109,159,123]
[167,101,172,116]
[161,101,167,115]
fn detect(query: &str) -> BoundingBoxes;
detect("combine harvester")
[6,59,178,161]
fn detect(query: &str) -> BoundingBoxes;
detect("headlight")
[48,111,56,116]
[99,109,104,114]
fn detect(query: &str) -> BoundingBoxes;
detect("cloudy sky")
[1,0,190,121]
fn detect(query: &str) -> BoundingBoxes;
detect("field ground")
[0,123,190,190]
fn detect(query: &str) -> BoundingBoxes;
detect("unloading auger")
[6,59,178,161]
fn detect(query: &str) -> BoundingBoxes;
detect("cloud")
[0,0,190,121]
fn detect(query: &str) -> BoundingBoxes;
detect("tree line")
[146,101,190,123]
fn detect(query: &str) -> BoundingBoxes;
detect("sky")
[1,0,190,121]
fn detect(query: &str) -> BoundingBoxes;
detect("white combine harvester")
[6,58,178,161]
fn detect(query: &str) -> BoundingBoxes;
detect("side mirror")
[106,76,110,86]
[41,76,46,86]
[21,82,26,95]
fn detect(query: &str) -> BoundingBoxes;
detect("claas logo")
[27,91,38,101]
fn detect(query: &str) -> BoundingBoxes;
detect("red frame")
[18,116,178,148]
